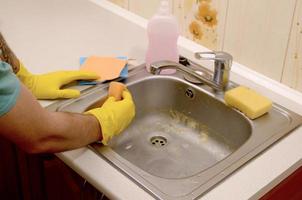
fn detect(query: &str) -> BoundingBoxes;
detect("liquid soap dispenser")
[145,0,179,74]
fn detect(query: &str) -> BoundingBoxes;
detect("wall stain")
[195,2,218,27]
[189,21,203,40]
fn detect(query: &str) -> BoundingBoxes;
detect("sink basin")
[111,76,251,179]
[56,65,302,199]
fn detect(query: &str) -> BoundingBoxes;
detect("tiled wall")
[109,0,302,93]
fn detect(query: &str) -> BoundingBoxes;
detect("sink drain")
[150,136,167,147]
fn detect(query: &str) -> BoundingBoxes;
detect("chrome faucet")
[150,51,233,91]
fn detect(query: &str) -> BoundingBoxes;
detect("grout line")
[280,0,298,83]
[126,0,130,10]
[221,0,230,51]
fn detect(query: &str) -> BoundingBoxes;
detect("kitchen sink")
[56,64,302,200]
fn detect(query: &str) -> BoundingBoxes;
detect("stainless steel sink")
[56,64,302,200]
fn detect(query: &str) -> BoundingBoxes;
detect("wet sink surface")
[57,65,302,200]
[112,77,251,179]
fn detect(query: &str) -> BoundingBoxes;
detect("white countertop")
[1,0,302,199]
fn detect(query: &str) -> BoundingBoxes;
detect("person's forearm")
[41,111,102,153]
[0,32,20,73]
[0,84,101,153]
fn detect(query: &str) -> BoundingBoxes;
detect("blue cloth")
[0,61,20,116]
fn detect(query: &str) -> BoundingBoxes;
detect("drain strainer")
[150,136,167,147]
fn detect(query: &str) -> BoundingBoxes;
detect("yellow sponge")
[224,86,272,119]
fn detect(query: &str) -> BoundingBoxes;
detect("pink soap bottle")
[145,0,179,74]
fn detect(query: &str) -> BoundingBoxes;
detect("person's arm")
[0,83,101,153]
[0,32,135,153]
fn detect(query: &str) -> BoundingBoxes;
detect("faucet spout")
[150,52,232,91]
[150,60,223,90]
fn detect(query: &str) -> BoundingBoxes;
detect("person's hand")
[86,90,135,145]
[17,63,99,99]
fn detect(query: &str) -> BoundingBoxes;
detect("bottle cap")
[158,0,169,15]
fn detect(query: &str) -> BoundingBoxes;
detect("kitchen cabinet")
[260,166,302,200]
[43,155,109,200]
[0,137,108,200]
[0,137,22,200]
[0,137,45,200]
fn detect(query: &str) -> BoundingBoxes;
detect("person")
[0,32,135,153]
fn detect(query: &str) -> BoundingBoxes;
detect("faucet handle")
[194,51,233,70]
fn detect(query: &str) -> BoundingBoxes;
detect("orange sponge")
[108,82,126,100]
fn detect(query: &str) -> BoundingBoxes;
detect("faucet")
[150,51,233,91]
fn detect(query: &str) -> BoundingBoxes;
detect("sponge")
[85,82,126,111]
[224,86,272,119]
[108,81,126,100]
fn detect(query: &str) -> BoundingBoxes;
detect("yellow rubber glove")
[17,63,99,99]
[86,90,135,145]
